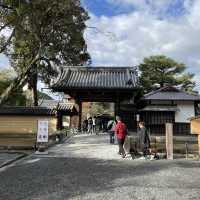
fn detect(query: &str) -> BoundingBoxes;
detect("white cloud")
[85,0,200,92]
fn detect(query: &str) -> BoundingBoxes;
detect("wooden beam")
[64,89,135,101]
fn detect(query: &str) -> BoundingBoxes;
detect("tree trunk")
[0,55,39,106]
[0,74,28,105]
[32,72,38,106]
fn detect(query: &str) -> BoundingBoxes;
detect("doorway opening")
[81,102,115,133]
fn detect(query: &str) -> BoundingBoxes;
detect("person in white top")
[92,116,96,134]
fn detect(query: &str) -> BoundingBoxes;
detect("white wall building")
[140,86,200,135]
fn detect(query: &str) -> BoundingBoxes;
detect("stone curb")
[0,153,27,168]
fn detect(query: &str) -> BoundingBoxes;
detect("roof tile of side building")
[0,106,57,116]
[0,104,77,116]
[51,66,139,90]
[144,86,200,101]
[39,100,74,109]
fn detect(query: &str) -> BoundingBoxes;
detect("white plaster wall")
[175,101,195,123]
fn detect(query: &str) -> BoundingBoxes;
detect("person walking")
[107,118,116,144]
[137,121,150,159]
[115,116,127,158]
[82,119,88,134]
[96,117,101,133]
[92,116,96,134]
[87,117,93,134]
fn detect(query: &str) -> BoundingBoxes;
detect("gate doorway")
[51,66,140,131]
[81,102,114,133]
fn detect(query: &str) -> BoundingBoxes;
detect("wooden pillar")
[56,112,63,130]
[166,123,173,160]
[115,94,120,117]
[78,100,82,132]
[69,115,72,128]
[198,135,200,157]
[114,103,117,117]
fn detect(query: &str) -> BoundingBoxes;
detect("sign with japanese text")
[37,120,49,143]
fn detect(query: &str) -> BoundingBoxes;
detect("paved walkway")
[0,133,200,200]
[47,133,129,160]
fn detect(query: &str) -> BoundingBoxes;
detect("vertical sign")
[166,123,173,160]
[37,120,49,143]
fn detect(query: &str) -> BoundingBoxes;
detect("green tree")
[0,0,90,105]
[139,55,196,93]
[90,102,114,116]
[0,69,26,105]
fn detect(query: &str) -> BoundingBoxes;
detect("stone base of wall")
[125,134,198,155]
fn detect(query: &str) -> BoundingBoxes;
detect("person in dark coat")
[137,121,150,159]
[82,119,88,133]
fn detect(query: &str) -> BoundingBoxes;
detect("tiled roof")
[0,106,56,116]
[0,104,77,116]
[140,105,179,112]
[144,86,200,101]
[52,66,138,90]
[39,100,60,107]
[39,100,76,111]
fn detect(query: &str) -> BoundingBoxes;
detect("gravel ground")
[0,133,200,200]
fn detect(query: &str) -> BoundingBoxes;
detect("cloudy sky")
[82,0,200,91]
[0,0,200,91]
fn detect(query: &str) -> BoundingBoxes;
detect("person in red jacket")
[115,116,127,158]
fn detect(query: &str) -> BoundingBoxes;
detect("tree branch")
[0,3,13,10]
[0,28,15,53]
[0,54,41,105]
[87,26,116,39]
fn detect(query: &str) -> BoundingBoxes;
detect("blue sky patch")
[82,0,135,17]
[165,0,188,17]
[82,0,191,18]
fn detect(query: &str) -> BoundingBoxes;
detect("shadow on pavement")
[0,155,200,200]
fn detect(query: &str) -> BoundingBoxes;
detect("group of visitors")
[82,116,97,134]
[82,115,111,134]
[108,116,152,159]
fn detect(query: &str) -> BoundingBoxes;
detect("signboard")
[37,120,49,143]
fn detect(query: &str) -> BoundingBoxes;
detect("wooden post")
[166,123,173,160]
[56,112,63,130]
[198,135,200,157]
[136,114,140,132]
[114,102,118,117]
[115,94,120,117]
[78,100,82,132]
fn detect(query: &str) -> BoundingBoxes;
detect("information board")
[37,120,49,143]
